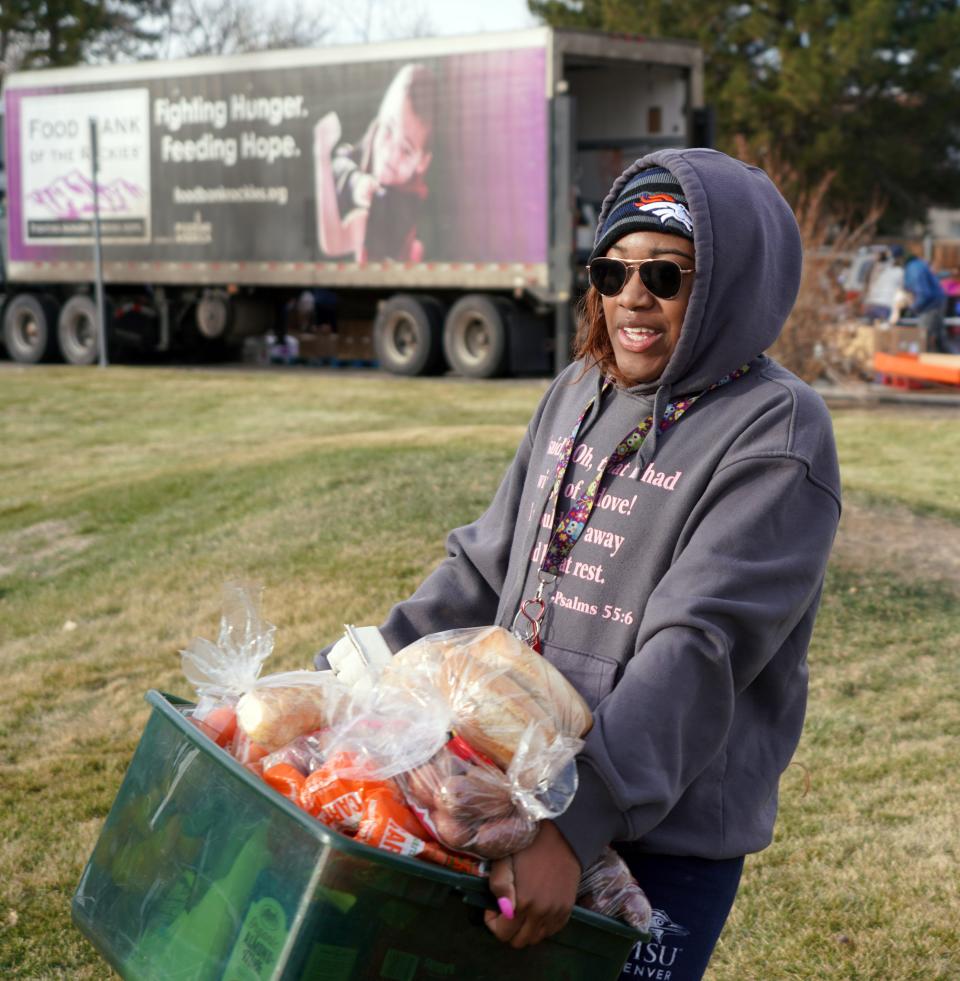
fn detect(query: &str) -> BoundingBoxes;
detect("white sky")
[321,0,539,44]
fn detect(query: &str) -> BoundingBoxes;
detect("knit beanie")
[590,166,694,263]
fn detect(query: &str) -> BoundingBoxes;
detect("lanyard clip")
[512,571,557,652]
[535,570,557,602]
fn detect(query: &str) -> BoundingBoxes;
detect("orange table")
[874,351,960,388]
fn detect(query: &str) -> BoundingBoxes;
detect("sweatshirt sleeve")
[313,423,535,668]
[375,424,535,652]
[552,452,840,869]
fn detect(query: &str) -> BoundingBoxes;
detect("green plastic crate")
[72,690,641,980]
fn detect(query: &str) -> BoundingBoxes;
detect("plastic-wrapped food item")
[354,786,485,876]
[577,848,653,934]
[188,698,237,748]
[260,730,330,776]
[383,626,592,770]
[235,672,351,751]
[298,751,400,834]
[179,584,354,761]
[325,624,395,694]
[261,763,306,803]
[399,740,537,860]
[295,750,486,875]
[321,677,452,782]
[328,625,591,859]
[232,733,271,768]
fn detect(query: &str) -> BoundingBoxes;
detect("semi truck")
[0,27,706,376]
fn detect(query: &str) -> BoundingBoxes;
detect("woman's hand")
[484,821,581,948]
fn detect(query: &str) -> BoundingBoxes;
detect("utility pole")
[89,118,108,367]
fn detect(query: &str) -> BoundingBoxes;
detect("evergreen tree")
[1,0,171,79]
[529,0,960,223]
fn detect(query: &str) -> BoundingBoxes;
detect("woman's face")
[601,230,695,386]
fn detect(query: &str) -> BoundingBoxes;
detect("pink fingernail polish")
[498,897,515,920]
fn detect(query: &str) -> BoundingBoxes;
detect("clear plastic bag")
[180,584,354,762]
[354,782,485,876]
[577,847,653,934]
[233,670,353,753]
[399,740,538,859]
[260,730,331,776]
[321,670,453,780]
[293,749,485,875]
[181,583,276,700]
[327,625,592,859]
[383,625,592,772]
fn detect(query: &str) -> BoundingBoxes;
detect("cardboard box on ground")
[831,320,877,375]
[824,320,931,381]
[293,320,376,363]
[873,323,928,356]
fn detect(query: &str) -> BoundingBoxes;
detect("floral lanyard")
[513,364,751,651]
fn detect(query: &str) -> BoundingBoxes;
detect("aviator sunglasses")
[587,256,694,300]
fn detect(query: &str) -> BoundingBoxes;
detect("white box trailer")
[0,27,705,375]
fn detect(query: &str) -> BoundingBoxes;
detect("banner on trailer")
[17,88,151,246]
[4,47,548,270]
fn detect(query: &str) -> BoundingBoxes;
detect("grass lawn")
[1,364,958,979]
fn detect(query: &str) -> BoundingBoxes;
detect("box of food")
[294,330,337,362]
[873,322,927,355]
[72,691,641,981]
[334,320,376,363]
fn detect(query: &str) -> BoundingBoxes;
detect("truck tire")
[373,294,444,376]
[196,291,230,340]
[443,294,510,378]
[58,295,101,365]
[3,294,60,364]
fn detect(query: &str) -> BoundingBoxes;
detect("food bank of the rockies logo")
[623,909,690,977]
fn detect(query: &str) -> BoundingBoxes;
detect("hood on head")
[593,148,802,394]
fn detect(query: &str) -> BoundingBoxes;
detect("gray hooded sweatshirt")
[328,148,842,870]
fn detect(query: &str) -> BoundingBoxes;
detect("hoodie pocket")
[540,642,619,711]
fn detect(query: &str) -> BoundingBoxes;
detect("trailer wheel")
[443,294,510,378]
[196,291,230,340]
[373,295,444,376]
[58,295,101,365]
[3,294,60,364]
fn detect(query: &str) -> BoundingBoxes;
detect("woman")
[318,149,841,980]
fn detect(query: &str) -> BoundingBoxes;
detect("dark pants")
[615,850,744,981]
[917,299,948,352]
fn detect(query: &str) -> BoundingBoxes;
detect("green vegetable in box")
[124,825,269,980]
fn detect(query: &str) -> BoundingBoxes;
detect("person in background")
[313,63,436,263]
[862,249,903,323]
[318,149,841,980]
[890,244,948,351]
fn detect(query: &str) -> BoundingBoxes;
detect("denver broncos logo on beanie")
[590,167,693,263]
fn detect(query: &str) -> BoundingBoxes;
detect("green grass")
[712,569,960,979]
[0,365,958,979]
[830,408,960,521]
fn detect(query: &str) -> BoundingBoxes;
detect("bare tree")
[165,0,331,57]
[731,137,884,383]
[328,0,435,43]
[379,0,435,40]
